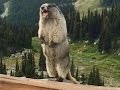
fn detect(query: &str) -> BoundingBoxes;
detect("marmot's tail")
[67,69,80,84]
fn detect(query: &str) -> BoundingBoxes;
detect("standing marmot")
[38,3,79,84]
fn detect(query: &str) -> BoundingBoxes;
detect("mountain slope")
[75,0,120,15]
[75,0,101,13]
[1,0,120,26]
[2,0,74,26]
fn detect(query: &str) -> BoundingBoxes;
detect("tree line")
[0,18,32,57]
[101,0,120,6]
[67,4,120,53]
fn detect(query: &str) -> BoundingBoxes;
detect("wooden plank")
[0,74,120,90]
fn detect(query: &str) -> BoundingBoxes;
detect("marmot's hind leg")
[56,77,64,82]
[56,57,69,81]
[46,58,58,78]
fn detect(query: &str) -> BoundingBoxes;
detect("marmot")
[38,3,79,84]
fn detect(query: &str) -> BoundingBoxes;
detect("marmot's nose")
[41,6,44,10]
[41,6,48,10]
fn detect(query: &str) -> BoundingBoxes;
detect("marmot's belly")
[44,45,56,58]
[55,41,69,59]
[44,41,69,59]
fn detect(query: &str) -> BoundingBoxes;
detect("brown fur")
[38,3,79,84]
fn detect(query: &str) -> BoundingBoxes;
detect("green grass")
[32,37,41,52]
[70,42,120,86]
[31,37,120,86]
[4,37,120,87]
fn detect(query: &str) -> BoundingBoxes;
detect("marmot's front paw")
[49,41,57,48]
[40,40,44,44]
[40,35,45,44]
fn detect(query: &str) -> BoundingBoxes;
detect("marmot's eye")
[48,4,56,8]
[48,5,53,8]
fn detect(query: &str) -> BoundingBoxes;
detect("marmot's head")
[40,3,63,20]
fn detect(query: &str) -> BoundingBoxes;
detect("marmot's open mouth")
[42,10,49,18]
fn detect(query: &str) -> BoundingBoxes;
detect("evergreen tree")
[98,16,112,53]
[80,73,87,84]
[101,77,105,86]
[22,50,36,78]
[95,68,101,86]
[21,53,27,75]
[72,11,81,41]
[39,69,44,79]
[39,47,46,71]
[75,67,79,81]
[70,59,75,77]
[3,64,7,75]
[10,70,13,76]
[16,69,24,77]
[87,66,104,86]
[15,59,20,77]
[88,71,94,85]
[0,57,7,75]
[0,58,3,73]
